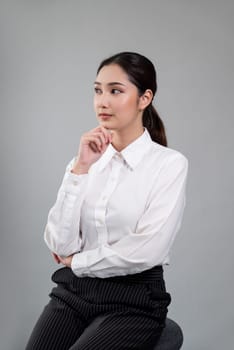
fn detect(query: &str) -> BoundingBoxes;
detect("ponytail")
[143,104,167,147]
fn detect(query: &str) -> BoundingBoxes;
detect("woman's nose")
[97,92,110,108]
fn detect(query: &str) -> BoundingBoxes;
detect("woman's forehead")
[95,64,135,88]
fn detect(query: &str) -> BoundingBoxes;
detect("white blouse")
[44,128,188,278]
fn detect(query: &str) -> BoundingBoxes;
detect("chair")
[154,318,183,349]
[78,316,183,349]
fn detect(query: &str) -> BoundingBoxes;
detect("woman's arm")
[44,159,89,257]
[70,153,188,278]
[44,126,112,257]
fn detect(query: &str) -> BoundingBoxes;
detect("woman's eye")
[111,89,121,94]
[94,87,102,94]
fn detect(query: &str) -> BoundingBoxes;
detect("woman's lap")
[26,299,164,350]
[25,267,170,349]
[70,312,164,350]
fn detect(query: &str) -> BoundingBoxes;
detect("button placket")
[95,158,123,245]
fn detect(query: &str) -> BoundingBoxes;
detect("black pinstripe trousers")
[26,266,171,350]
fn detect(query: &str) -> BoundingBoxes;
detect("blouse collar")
[97,128,153,172]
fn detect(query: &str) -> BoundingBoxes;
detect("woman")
[26,52,188,349]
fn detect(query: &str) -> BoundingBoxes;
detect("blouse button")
[114,153,122,160]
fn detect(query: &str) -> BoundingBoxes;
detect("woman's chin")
[99,120,114,128]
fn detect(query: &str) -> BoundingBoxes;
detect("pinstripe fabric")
[26,266,171,349]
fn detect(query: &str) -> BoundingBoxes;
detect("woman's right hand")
[71,126,113,174]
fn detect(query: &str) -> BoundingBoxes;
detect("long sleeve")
[44,160,89,257]
[71,153,188,278]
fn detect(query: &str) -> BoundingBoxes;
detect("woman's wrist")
[71,162,90,175]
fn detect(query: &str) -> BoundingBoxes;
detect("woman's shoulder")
[146,142,189,191]
[149,141,188,171]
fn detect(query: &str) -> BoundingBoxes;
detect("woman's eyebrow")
[94,81,126,86]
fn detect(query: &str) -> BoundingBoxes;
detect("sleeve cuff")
[61,172,88,195]
[71,251,90,277]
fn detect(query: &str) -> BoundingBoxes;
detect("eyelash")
[94,88,102,94]
[94,88,122,95]
[111,89,122,94]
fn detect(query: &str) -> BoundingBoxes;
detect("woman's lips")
[99,114,112,120]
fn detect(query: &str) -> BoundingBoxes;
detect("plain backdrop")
[1,1,234,349]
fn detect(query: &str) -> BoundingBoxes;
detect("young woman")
[26,52,188,349]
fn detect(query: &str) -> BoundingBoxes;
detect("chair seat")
[154,318,183,350]
[78,316,183,349]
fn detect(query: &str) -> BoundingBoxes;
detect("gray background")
[1,0,233,349]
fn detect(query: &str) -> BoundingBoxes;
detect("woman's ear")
[139,89,153,111]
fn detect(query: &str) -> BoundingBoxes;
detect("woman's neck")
[110,126,145,152]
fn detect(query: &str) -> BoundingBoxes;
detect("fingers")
[51,252,60,264]
[51,252,73,267]
[101,126,113,142]
[92,132,107,151]
[91,125,113,144]
[75,125,113,170]
[82,135,104,152]
[57,255,73,268]
[82,127,112,153]
[90,141,99,153]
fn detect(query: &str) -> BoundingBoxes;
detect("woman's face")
[94,64,143,133]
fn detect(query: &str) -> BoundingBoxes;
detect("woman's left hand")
[58,255,73,267]
[51,252,74,268]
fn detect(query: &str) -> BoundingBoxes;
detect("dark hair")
[97,52,167,147]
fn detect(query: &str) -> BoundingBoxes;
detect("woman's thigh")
[70,311,164,350]
[25,298,85,350]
